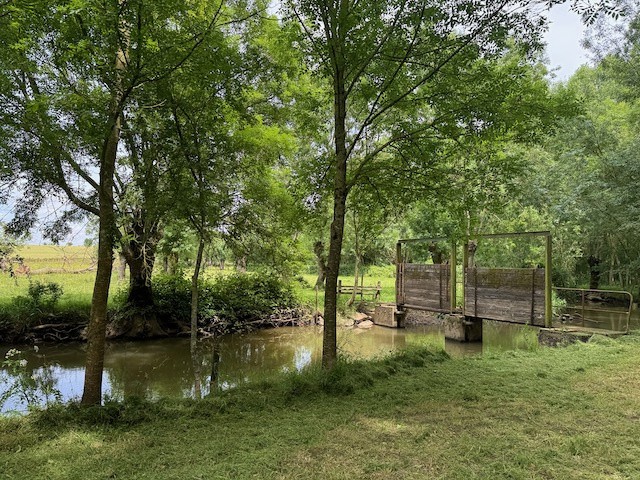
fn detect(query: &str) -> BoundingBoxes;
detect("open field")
[1,246,398,315]
[0,246,125,311]
[2,335,640,479]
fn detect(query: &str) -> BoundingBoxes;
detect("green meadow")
[2,336,640,479]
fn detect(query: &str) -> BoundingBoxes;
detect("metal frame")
[397,231,552,327]
[462,231,552,327]
[554,287,633,333]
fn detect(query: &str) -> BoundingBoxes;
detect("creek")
[2,309,638,414]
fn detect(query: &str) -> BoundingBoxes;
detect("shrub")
[10,281,64,326]
[200,273,297,327]
[26,281,63,310]
[151,273,297,329]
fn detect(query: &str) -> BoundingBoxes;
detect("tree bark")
[347,212,360,307]
[313,241,327,288]
[588,255,601,290]
[117,252,127,281]
[322,41,348,370]
[117,218,166,338]
[191,236,205,400]
[81,103,120,407]
[81,3,127,405]
[167,252,178,275]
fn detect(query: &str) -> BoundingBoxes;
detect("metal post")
[545,234,552,328]
[462,242,468,317]
[396,242,402,306]
[450,241,457,313]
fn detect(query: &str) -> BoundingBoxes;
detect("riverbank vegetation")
[1,0,639,404]
[2,336,640,479]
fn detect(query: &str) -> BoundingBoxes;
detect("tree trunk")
[429,243,445,264]
[347,255,359,307]
[313,241,327,288]
[167,252,178,275]
[322,50,348,370]
[117,219,166,338]
[191,236,205,400]
[81,5,127,405]
[467,241,478,269]
[347,211,360,307]
[125,244,155,308]
[117,252,127,281]
[236,256,246,273]
[588,255,601,290]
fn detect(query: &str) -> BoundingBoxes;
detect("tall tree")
[287,0,574,368]
[0,0,229,404]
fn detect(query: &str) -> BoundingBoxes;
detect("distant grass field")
[1,246,398,316]
[0,246,126,312]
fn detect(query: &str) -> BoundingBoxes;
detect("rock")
[357,320,374,329]
[352,312,370,322]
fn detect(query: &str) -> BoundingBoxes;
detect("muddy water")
[0,322,548,413]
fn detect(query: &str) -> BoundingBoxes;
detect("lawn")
[1,335,640,479]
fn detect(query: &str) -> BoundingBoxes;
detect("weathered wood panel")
[400,263,450,311]
[465,267,545,325]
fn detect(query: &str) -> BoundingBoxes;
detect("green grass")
[3,336,640,479]
[293,273,397,311]
[1,247,397,321]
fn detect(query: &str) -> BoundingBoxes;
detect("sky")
[6,6,592,246]
[545,4,591,80]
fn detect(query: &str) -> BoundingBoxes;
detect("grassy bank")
[2,335,640,479]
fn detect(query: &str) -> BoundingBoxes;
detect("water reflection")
[0,321,572,413]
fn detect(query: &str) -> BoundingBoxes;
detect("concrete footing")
[373,304,406,328]
[444,314,483,342]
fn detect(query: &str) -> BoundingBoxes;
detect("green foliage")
[26,281,63,310]
[152,273,297,329]
[201,274,297,326]
[148,275,192,324]
[8,281,64,327]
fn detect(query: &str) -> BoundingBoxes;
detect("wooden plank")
[464,267,546,325]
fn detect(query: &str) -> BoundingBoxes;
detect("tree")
[0,0,230,404]
[287,0,577,368]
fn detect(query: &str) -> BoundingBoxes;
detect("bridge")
[376,231,632,341]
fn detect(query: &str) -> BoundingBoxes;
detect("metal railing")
[553,287,634,333]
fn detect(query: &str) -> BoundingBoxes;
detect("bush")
[151,273,297,329]
[151,274,192,324]
[200,273,297,327]
[9,281,64,326]
[26,281,63,310]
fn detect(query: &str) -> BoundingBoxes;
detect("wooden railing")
[337,280,382,301]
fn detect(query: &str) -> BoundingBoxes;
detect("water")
[0,323,541,413]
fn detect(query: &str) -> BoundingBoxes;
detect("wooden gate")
[396,232,552,327]
[465,267,546,326]
[398,263,451,312]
